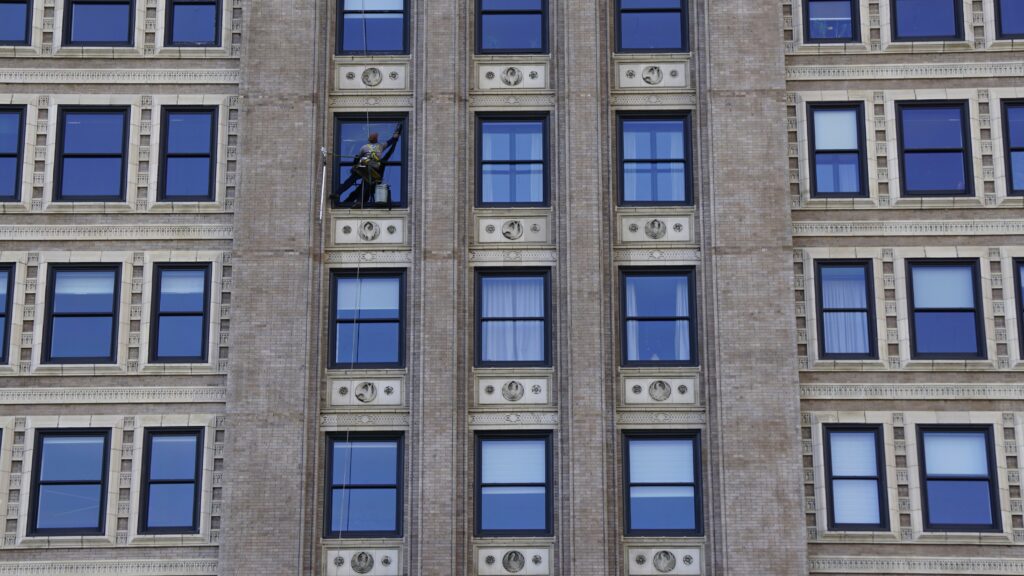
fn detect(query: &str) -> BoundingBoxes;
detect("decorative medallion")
[485,555,496,565]
[389,71,400,80]
[677,384,688,395]
[501,66,524,87]
[358,220,381,241]
[351,551,374,574]
[345,72,356,80]
[649,380,672,402]
[645,219,667,239]
[532,554,543,565]
[485,224,496,233]
[333,556,345,567]
[502,380,525,402]
[502,551,526,573]
[635,554,647,565]
[653,550,676,573]
[502,220,524,240]
[683,554,694,565]
[354,381,377,403]
[642,66,664,85]
[530,384,542,395]
[361,67,383,87]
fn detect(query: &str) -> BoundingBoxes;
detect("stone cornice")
[616,411,707,425]
[809,556,1024,575]
[801,383,1024,400]
[0,560,218,575]
[793,219,1024,237]
[0,68,240,85]
[0,386,226,405]
[0,224,233,241]
[787,62,1024,82]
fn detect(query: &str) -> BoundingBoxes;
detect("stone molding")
[613,248,701,263]
[0,560,217,575]
[611,93,697,107]
[0,69,240,85]
[793,220,1024,237]
[468,412,559,426]
[320,413,410,427]
[469,249,558,264]
[0,224,233,241]
[470,94,557,108]
[325,250,413,264]
[801,383,1024,400]
[0,387,227,405]
[329,95,414,109]
[616,411,707,425]
[808,556,1024,574]
[787,62,1024,81]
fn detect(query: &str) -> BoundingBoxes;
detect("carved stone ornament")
[389,71,399,80]
[485,224,496,233]
[653,550,676,573]
[502,380,525,402]
[642,65,664,85]
[381,556,392,566]
[354,381,377,403]
[351,552,374,574]
[361,67,383,87]
[532,554,543,565]
[501,219,524,240]
[635,554,647,565]
[530,384,542,395]
[485,555,496,565]
[333,556,345,567]
[677,384,688,395]
[645,219,667,239]
[358,220,381,241]
[345,72,356,80]
[502,550,526,573]
[501,66,524,86]
[649,380,672,402]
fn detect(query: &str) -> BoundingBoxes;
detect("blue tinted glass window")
[909,263,982,357]
[0,109,23,200]
[626,436,699,533]
[57,109,127,200]
[921,429,997,529]
[0,1,30,44]
[479,274,547,364]
[66,0,133,45]
[893,0,959,39]
[624,272,694,364]
[333,273,403,367]
[46,267,118,362]
[335,117,405,207]
[826,428,885,528]
[1000,0,1024,36]
[33,433,108,533]
[0,267,9,363]
[479,437,548,533]
[807,0,855,40]
[168,0,218,46]
[899,104,970,195]
[339,0,405,53]
[480,119,546,205]
[142,431,200,532]
[811,107,864,195]
[622,118,688,203]
[160,109,215,200]
[479,0,545,53]
[1006,105,1024,194]
[152,266,208,362]
[619,0,685,51]
[818,263,874,357]
[329,436,401,535]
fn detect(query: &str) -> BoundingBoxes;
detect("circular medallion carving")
[333,556,345,567]
[678,384,689,395]
[342,225,352,234]
[501,66,524,86]
[354,381,377,403]
[361,67,383,87]
[528,70,539,80]
[345,72,356,80]
[384,385,394,395]
[635,554,647,565]
[388,71,399,80]
[502,551,526,573]
[649,380,672,402]
[338,386,349,396]
[632,384,643,394]
[485,555,496,565]
[625,70,636,79]
[683,554,694,565]
[485,71,496,80]
[629,223,640,233]
[485,385,495,394]
[530,384,542,395]
[387,225,397,234]
[532,554,543,565]
[502,380,525,402]
[351,552,374,574]
[381,556,392,566]
[673,222,684,232]
[645,219,667,239]
[653,551,676,573]
[485,224,496,233]
[358,221,381,241]
[670,69,679,78]
[501,220,524,240]
[642,66,664,85]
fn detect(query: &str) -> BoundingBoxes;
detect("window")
[44,265,120,363]
[623,433,701,535]
[30,430,110,535]
[891,0,962,40]
[997,0,1024,37]
[1003,102,1024,195]
[330,271,403,368]
[150,265,210,363]
[622,269,696,366]
[159,107,217,201]
[0,0,31,45]
[823,426,888,530]
[476,433,551,535]
[918,426,1000,531]
[804,0,859,41]
[907,260,985,359]
[0,265,11,364]
[64,0,134,46]
[896,102,972,196]
[334,115,406,208]
[620,115,690,205]
[477,0,546,54]
[808,104,867,197]
[477,270,550,366]
[0,107,24,201]
[166,0,219,46]
[1016,259,1024,359]
[815,261,876,359]
[326,434,402,537]
[478,116,547,206]
[617,0,687,52]
[337,0,406,54]
[55,107,129,201]
[140,429,202,533]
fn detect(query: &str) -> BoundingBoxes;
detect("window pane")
[480,14,543,51]
[480,486,546,531]
[625,275,688,317]
[156,316,203,358]
[482,439,545,484]
[40,436,105,481]
[894,0,957,37]
[1012,151,1024,191]
[159,269,205,312]
[901,107,963,149]
[629,486,696,530]
[1007,106,1024,145]
[1001,0,1024,34]
[341,13,404,52]
[336,322,400,364]
[623,120,684,160]
[171,3,217,44]
[338,121,402,160]
[482,122,543,162]
[70,3,131,43]
[814,153,861,194]
[331,487,397,532]
[481,276,544,318]
[624,162,686,202]
[913,311,978,354]
[808,0,854,39]
[50,317,114,359]
[829,431,877,476]
[832,479,880,524]
[150,435,197,481]
[36,484,102,529]
[332,440,398,485]
[629,439,694,483]
[0,3,29,43]
[0,112,19,154]
[61,157,123,198]
[821,266,867,308]
[620,12,683,50]
[63,113,124,154]
[926,480,993,525]
[903,152,966,192]
[0,157,16,198]
[814,109,858,150]
[924,431,989,475]
[911,266,974,308]
[53,270,116,313]
[146,483,195,527]
[167,113,213,154]
[823,312,870,354]
[480,320,545,362]
[626,320,691,362]
[481,164,544,204]
[337,277,400,319]
[0,270,7,307]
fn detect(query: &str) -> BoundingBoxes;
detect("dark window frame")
[615,0,688,53]
[475,267,552,368]
[917,425,1001,532]
[814,259,878,360]
[42,263,121,364]
[149,263,211,364]
[63,0,136,47]
[475,113,550,208]
[1002,100,1024,196]
[622,430,703,537]
[333,113,408,209]
[476,0,548,55]
[139,427,203,534]
[807,102,869,198]
[895,101,974,197]
[165,0,221,47]
[996,0,1024,38]
[0,0,32,46]
[617,112,693,207]
[329,268,406,369]
[157,106,218,202]
[335,0,408,55]
[823,424,889,531]
[906,259,986,360]
[0,264,13,364]
[802,0,861,43]
[889,0,963,41]
[620,267,698,368]
[324,432,404,538]
[1015,258,1024,360]
[53,106,130,202]
[475,430,553,537]
[0,105,26,202]
[29,428,111,536]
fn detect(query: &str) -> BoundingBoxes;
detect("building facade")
[0,0,1019,575]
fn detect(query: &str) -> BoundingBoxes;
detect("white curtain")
[923,432,988,476]
[481,440,545,484]
[629,439,693,484]
[821,269,869,354]
[912,266,974,309]
[482,277,543,361]
[625,277,688,361]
